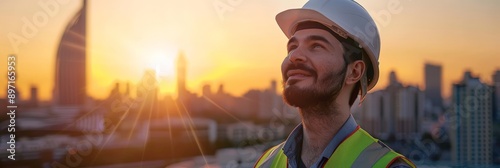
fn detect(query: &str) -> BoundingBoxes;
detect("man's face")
[281,28,346,108]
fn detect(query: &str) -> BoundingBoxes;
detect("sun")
[156,55,175,78]
[146,49,177,96]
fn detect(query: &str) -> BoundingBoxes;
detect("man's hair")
[296,21,373,107]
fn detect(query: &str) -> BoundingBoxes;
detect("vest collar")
[282,114,358,167]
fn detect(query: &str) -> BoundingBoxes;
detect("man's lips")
[286,69,313,81]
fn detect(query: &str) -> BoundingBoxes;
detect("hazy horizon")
[1,0,499,101]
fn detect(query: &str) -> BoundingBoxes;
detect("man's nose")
[288,48,307,63]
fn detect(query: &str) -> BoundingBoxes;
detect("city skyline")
[1,0,499,101]
[1,1,499,167]
[8,52,500,104]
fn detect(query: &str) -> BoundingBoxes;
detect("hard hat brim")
[276,8,380,92]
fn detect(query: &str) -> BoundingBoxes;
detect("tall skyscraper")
[450,71,493,165]
[177,51,187,101]
[384,71,403,139]
[396,85,424,139]
[355,90,386,138]
[425,63,443,109]
[125,82,131,97]
[258,80,282,119]
[53,0,87,107]
[356,71,424,140]
[202,84,212,97]
[493,70,500,122]
[30,86,38,107]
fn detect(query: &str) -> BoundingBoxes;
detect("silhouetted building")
[217,84,224,95]
[450,71,493,165]
[384,71,403,138]
[493,70,500,123]
[203,84,212,97]
[109,82,121,98]
[424,63,443,117]
[355,71,424,140]
[53,0,87,107]
[125,82,131,97]
[355,90,385,137]
[29,85,38,107]
[396,85,424,139]
[258,80,283,119]
[177,51,187,101]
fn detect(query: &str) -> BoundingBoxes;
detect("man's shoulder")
[355,128,415,167]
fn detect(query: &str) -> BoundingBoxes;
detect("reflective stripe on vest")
[254,127,416,168]
[255,142,286,168]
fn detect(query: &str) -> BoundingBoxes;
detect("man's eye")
[287,45,298,53]
[312,44,324,50]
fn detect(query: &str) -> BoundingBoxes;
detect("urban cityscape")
[1,0,500,168]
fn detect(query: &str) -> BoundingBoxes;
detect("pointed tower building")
[53,0,87,107]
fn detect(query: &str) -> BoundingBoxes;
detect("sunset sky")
[0,0,499,102]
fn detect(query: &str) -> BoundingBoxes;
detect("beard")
[282,63,346,111]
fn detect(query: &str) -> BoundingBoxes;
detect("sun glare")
[146,49,177,96]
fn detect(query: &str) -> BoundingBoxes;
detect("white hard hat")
[276,0,381,92]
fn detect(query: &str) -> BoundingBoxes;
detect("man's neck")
[299,103,350,167]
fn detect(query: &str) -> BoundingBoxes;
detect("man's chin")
[283,85,316,108]
[282,83,339,109]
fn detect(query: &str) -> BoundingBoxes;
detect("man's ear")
[345,60,365,85]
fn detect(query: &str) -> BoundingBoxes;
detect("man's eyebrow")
[287,35,335,49]
[287,37,297,47]
[306,35,332,46]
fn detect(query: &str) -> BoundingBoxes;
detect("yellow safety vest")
[254,127,415,168]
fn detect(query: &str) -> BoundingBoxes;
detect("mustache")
[283,63,317,80]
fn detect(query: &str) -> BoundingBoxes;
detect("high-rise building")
[125,82,131,97]
[53,0,87,107]
[258,80,282,119]
[493,70,500,122]
[356,71,424,140]
[450,71,493,165]
[177,51,187,101]
[384,71,403,139]
[355,90,386,138]
[396,86,424,139]
[30,85,38,107]
[202,84,212,97]
[424,63,443,110]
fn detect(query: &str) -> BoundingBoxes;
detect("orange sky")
[0,0,499,102]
